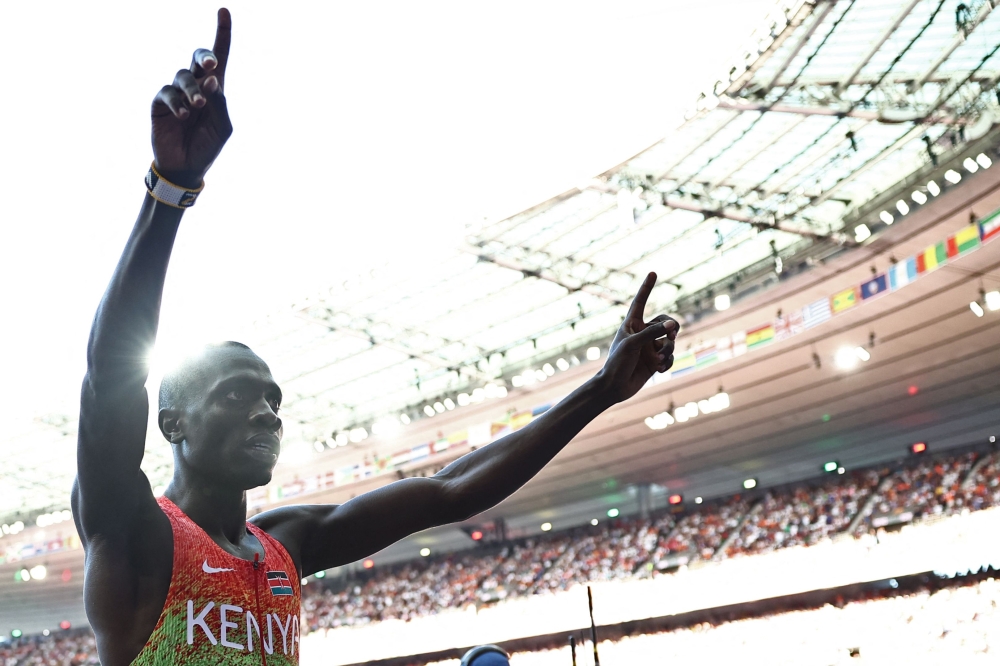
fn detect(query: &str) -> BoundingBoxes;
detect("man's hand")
[151,8,233,188]
[595,272,679,404]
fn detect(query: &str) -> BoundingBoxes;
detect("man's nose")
[249,399,281,432]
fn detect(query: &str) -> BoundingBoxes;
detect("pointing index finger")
[625,272,657,324]
[212,8,232,83]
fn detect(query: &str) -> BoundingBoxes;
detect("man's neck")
[164,476,250,549]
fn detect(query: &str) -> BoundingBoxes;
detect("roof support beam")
[715,98,964,125]
[838,0,922,91]
[914,0,995,89]
[662,197,831,241]
[760,0,839,93]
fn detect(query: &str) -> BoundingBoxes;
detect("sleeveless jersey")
[131,497,301,665]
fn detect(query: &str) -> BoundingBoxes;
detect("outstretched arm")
[258,273,678,575]
[74,10,233,541]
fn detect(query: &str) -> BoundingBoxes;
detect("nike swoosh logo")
[202,559,235,574]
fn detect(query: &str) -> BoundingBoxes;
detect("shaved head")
[158,341,264,412]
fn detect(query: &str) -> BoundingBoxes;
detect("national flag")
[731,330,748,357]
[860,274,888,300]
[447,429,469,447]
[410,443,430,462]
[391,450,412,467]
[774,311,804,341]
[716,337,733,362]
[695,344,718,368]
[267,571,294,596]
[433,437,450,454]
[922,242,947,272]
[671,351,696,376]
[980,209,1000,243]
[831,287,859,313]
[510,411,533,430]
[468,422,491,446]
[888,257,917,291]
[746,323,775,350]
[948,224,981,256]
[802,298,832,329]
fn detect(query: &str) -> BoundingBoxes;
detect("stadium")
[2,0,1000,664]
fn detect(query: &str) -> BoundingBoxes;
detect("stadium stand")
[4,445,1000,662]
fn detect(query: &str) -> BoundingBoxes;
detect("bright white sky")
[0,0,773,426]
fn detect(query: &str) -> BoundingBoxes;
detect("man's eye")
[226,390,244,401]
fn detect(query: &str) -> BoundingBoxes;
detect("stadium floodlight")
[607,508,620,518]
[540,522,552,532]
[400,413,410,424]
[912,190,927,204]
[823,461,838,473]
[668,494,683,505]
[349,427,368,443]
[511,375,524,387]
[433,402,445,414]
[535,369,548,382]
[586,347,601,361]
[971,300,985,317]
[743,478,757,489]
[855,224,872,242]
[10,630,21,638]
[896,200,909,216]
[927,180,941,196]
[963,157,979,173]
[420,548,431,557]
[854,346,871,362]
[590,518,599,526]
[879,211,893,225]
[335,432,349,446]
[944,169,962,184]
[838,467,845,474]
[443,398,455,410]
[457,393,471,406]
[911,442,927,455]
[314,570,326,579]
[715,294,731,311]
[542,363,555,377]
[985,291,1000,311]
[29,565,46,580]
[556,358,570,371]
[695,497,703,504]
[363,559,374,569]
[424,405,436,417]
[313,441,325,453]
[976,153,992,169]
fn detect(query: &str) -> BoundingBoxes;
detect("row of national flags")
[659,209,1000,381]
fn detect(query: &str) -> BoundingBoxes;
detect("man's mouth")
[245,433,280,459]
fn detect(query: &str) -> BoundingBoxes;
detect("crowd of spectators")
[6,447,1000,659]
[303,447,1000,630]
[725,469,880,557]
[0,630,98,666]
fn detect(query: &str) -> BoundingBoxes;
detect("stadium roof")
[3,0,999,523]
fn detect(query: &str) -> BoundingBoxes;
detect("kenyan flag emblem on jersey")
[267,570,293,596]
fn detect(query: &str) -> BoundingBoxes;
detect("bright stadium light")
[971,300,985,317]
[823,461,838,473]
[457,393,470,406]
[433,402,446,413]
[879,211,893,225]
[399,414,410,425]
[986,291,1000,311]
[590,518,599,526]
[715,294,731,311]
[944,169,961,184]
[424,405,436,417]
[607,508,620,518]
[927,180,941,196]
[542,363,555,376]
[911,190,927,204]
[695,497,703,504]
[895,200,909,215]
[335,432,349,446]
[855,224,872,242]
[419,548,430,557]
[586,347,601,361]
[29,565,47,580]
[743,478,757,489]
[556,358,570,371]
[976,153,992,169]
[963,157,979,173]
[443,398,455,410]
[540,522,552,532]
[511,375,524,387]
[854,346,871,362]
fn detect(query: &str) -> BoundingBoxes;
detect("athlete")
[73,9,678,665]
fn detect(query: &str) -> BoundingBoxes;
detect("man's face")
[167,349,283,490]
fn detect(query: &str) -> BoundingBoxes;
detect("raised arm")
[258,273,677,574]
[73,10,233,540]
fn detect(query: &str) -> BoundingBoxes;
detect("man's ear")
[158,408,183,444]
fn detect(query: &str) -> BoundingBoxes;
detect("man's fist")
[150,8,233,189]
